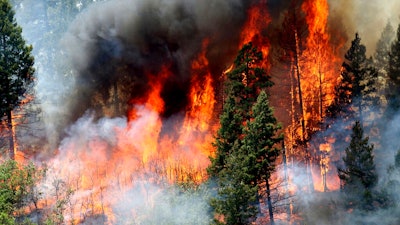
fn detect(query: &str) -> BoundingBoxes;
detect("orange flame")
[240,0,271,60]
[301,0,339,124]
[300,0,342,191]
[39,36,218,223]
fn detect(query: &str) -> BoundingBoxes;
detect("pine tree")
[208,42,272,176]
[208,43,277,224]
[210,91,282,225]
[374,22,395,95]
[327,33,377,121]
[241,91,282,224]
[208,96,243,177]
[211,140,259,225]
[0,0,34,159]
[338,121,377,210]
[387,23,400,116]
[225,42,273,121]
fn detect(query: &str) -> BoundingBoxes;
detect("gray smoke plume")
[328,0,400,55]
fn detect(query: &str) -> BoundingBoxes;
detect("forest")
[1,0,400,224]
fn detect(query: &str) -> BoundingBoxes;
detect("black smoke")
[61,0,259,125]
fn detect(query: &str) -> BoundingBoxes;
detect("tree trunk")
[294,26,314,193]
[266,179,274,225]
[113,81,120,116]
[294,29,306,142]
[282,140,291,222]
[7,110,15,160]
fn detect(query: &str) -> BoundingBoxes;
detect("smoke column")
[61,0,252,127]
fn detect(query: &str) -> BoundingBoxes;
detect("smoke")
[60,0,252,127]
[111,181,211,225]
[328,0,400,55]
[39,107,212,224]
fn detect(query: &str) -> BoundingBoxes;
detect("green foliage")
[0,160,44,224]
[386,23,400,115]
[208,43,281,224]
[208,96,243,177]
[241,91,282,182]
[0,0,34,116]
[225,42,273,120]
[0,212,15,225]
[338,121,378,210]
[209,42,273,177]
[327,33,378,120]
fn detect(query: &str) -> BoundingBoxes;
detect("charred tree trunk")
[294,29,306,142]
[7,110,15,160]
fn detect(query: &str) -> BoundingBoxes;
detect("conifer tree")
[208,42,273,176]
[241,90,282,224]
[208,95,243,177]
[327,33,377,121]
[208,43,279,225]
[387,23,400,115]
[210,91,282,225]
[374,22,395,94]
[0,0,34,158]
[338,121,377,210]
[225,42,273,121]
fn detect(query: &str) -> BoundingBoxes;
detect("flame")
[301,0,340,126]
[36,36,218,223]
[240,0,271,60]
[280,0,343,192]
[301,0,342,192]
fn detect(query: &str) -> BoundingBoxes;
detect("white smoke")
[329,0,400,55]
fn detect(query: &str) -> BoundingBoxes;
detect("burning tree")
[0,0,35,159]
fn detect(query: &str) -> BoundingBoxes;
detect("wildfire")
[279,0,343,192]
[8,0,352,223]
[37,35,219,223]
